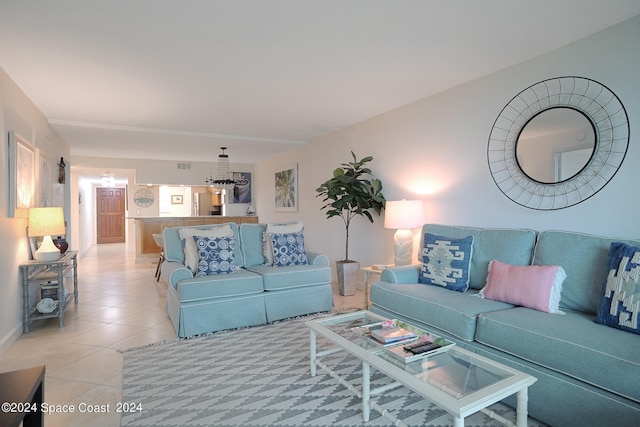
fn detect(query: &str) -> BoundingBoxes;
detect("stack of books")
[370,327,416,345]
[41,283,59,300]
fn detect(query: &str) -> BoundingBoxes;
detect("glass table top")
[313,311,515,400]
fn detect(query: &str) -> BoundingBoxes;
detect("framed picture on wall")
[38,152,53,207]
[232,172,252,203]
[171,195,183,204]
[8,131,35,218]
[274,164,297,212]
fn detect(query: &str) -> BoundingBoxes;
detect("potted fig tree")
[316,151,386,295]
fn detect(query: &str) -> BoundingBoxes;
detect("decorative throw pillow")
[479,260,566,313]
[180,225,234,272]
[594,242,640,334]
[263,222,304,265]
[269,231,308,267]
[193,235,238,276]
[419,233,473,292]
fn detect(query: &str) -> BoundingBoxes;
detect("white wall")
[0,67,71,353]
[72,156,254,186]
[254,16,640,277]
[159,186,193,216]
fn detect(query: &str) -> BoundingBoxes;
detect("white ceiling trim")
[48,119,307,145]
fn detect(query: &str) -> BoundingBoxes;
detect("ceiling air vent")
[177,163,191,170]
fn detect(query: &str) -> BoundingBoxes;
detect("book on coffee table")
[352,318,455,362]
[370,327,416,344]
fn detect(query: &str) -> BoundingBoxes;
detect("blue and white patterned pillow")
[269,231,308,267]
[419,233,473,292]
[193,235,239,276]
[595,242,640,335]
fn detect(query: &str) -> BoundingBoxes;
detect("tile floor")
[0,242,366,426]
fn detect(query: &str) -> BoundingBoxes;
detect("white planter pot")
[336,261,360,296]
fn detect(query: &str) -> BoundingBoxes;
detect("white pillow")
[180,225,234,272]
[263,222,304,265]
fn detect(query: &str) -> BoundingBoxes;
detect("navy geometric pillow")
[269,231,308,267]
[193,235,238,276]
[595,242,640,335]
[419,233,473,292]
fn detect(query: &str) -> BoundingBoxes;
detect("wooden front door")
[97,187,126,244]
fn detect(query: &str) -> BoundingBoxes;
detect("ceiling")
[1,1,639,167]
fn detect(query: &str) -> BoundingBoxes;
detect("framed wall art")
[38,152,53,207]
[232,172,252,203]
[171,195,183,204]
[274,164,297,212]
[8,131,35,218]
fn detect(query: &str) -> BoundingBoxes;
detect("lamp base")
[35,235,62,262]
[393,229,414,266]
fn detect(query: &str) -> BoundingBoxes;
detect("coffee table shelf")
[306,311,536,427]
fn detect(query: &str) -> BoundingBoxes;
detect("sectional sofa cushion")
[476,307,640,403]
[245,263,331,291]
[595,242,640,334]
[174,269,263,302]
[479,260,566,313]
[193,235,239,276]
[422,224,537,290]
[532,231,640,314]
[419,233,473,291]
[238,223,266,266]
[269,230,309,267]
[370,281,514,341]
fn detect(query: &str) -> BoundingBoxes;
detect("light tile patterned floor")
[0,243,366,426]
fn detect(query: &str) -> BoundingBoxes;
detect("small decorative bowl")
[37,298,57,314]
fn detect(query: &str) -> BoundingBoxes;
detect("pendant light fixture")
[206,147,236,191]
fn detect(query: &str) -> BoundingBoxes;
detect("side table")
[360,265,392,309]
[0,365,45,427]
[19,251,78,333]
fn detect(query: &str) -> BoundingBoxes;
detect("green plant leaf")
[316,152,386,261]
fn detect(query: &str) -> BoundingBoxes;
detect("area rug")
[121,316,546,427]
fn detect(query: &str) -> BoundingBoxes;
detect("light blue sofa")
[161,222,333,337]
[371,224,640,427]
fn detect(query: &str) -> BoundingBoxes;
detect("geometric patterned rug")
[121,315,547,426]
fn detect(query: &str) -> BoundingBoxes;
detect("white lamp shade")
[384,200,424,266]
[29,207,66,262]
[384,200,423,230]
[28,207,66,237]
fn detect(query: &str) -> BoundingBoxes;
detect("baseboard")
[0,323,23,357]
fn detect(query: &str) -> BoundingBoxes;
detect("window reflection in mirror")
[516,107,596,184]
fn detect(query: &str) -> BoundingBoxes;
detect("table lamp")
[28,207,66,261]
[384,200,423,266]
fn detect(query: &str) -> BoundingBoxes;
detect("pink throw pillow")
[479,260,566,313]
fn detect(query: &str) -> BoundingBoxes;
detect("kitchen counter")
[131,216,259,262]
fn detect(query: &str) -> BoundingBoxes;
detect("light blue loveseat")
[161,222,333,337]
[371,224,639,427]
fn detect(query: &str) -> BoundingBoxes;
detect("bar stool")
[152,233,165,281]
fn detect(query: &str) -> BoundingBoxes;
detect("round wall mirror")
[487,76,629,210]
[516,107,596,184]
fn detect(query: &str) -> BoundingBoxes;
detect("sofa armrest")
[380,265,420,284]
[307,251,329,266]
[161,260,193,288]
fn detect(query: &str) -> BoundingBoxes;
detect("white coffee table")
[306,311,536,427]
